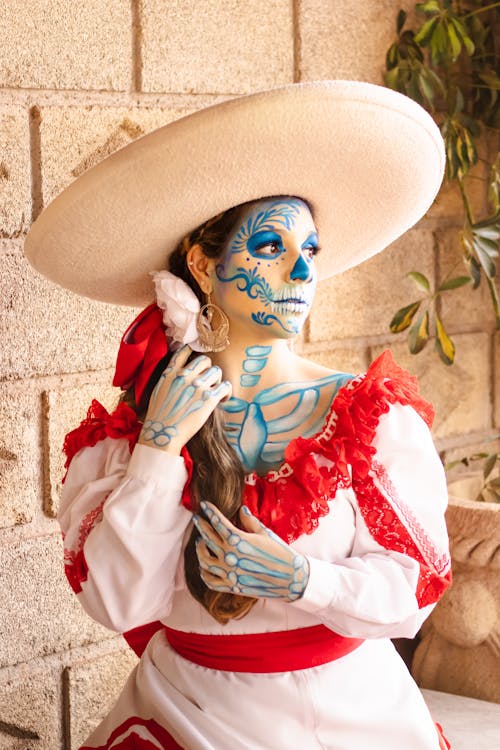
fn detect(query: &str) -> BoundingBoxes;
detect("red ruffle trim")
[62,400,142,477]
[63,351,450,611]
[242,349,434,543]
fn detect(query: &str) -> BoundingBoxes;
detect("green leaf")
[416,1,441,16]
[408,310,430,353]
[435,314,455,365]
[446,21,462,61]
[474,232,500,253]
[390,301,421,333]
[438,276,472,291]
[449,16,475,56]
[453,86,464,114]
[473,225,500,242]
[386,43,399,71]
[397,9,407,34]
[407,271,431,292]
[483,454,498,480]
[469,256,481,289]
[414,16,439,46]
[475,242,497,278]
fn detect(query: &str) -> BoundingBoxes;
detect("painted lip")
[272,286,314,305]
[271,299,311,314]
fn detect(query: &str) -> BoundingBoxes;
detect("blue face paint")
[246,230,286,260]
[214,198,319,340]
[230,199,303,255]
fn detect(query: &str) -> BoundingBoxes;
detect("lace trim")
[62,400,141,477]
[62,351,450,608]
[371,460,450,576]
[353,469,451,608]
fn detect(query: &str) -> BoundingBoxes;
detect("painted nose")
[290,254,312,282]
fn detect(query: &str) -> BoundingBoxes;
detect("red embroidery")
[371,460,450,576]
[83,716,184,749]
[64,350,451,610]
[63,497,107,594]
[63,546,88,594]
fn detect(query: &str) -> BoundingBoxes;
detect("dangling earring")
[196,291,230,352]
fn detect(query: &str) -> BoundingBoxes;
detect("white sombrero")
[24,80,445,308]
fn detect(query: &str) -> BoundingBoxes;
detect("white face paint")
[213,198,319,339]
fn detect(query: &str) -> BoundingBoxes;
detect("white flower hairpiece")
[150,270,210,352]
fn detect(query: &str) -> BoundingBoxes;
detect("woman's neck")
[210,335,296,401]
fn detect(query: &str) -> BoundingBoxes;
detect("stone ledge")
[422,689,500,750]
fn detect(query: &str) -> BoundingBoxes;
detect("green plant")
[385,1,500,364]
[445,448,500,501]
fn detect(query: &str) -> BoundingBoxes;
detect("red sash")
[164,624,364,673]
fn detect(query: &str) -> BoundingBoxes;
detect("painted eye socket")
[303,244,320,261]
[253,241,284,257]
[247,230,285,259]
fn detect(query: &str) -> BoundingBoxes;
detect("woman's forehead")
[236,196,315,228]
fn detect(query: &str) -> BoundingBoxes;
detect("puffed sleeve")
[290,357,451,640]
[59,406,192,633]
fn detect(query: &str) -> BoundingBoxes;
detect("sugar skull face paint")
[213,198,319,338]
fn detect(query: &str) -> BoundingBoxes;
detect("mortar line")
[131,0,143,93]
[28,105,43,223]
[292,0,302,83]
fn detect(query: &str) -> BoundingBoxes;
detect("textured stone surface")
[0,107,30,237]
[0,667,60,749]
[437,228,497,331]
[0,535,113,669]
[308,228,435,341]
[38,103,214,206]
[444,437,500,500]
[495,332,500,430]
[141,0,294,94]
[66,648,138,750]
[0,1,130,90]
[427,168,487,221]
[413,499,500,703]
[422,689,500,750]
[307,346,369,376]
[0,382,40,529]
[0,249,132,379]
[299,0,416,83]
[370,333,490,440]
[44,382,121,518]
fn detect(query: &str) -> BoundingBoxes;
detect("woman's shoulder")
[62,399,142,474]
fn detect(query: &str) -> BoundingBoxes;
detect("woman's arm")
[291,402,451,638]
[195,402,450,639]
[60,436,192,632]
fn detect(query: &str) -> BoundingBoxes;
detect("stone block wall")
[0,1,498,746]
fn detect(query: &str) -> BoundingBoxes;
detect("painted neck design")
[240,345,272,388]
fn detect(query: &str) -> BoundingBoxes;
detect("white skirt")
[82,630,445,750]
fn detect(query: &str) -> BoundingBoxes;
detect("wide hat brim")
[24,80,445,307]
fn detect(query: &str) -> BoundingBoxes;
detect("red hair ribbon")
[112,303,168,406]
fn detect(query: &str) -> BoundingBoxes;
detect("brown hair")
[123,195,312,623]
[123,201,256,623]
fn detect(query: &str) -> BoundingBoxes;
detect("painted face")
[213,198,319,339]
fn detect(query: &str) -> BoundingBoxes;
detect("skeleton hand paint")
[139,345,232,454]
[194,501,310,601]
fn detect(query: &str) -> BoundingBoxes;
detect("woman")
[25,82,451,749]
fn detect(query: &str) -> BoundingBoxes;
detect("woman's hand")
[138,345,232,454]
[193,501,310,601]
